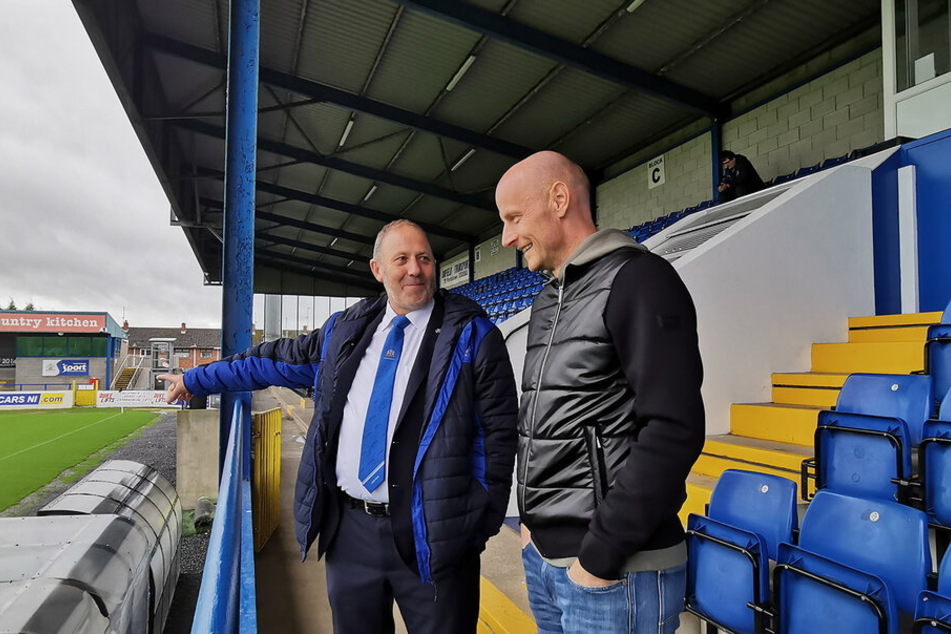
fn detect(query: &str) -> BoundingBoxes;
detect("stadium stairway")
[681,309,944,522]
[113,367,136,390]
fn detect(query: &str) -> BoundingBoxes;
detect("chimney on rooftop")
[181,322,187,334]
[122,320,129,331]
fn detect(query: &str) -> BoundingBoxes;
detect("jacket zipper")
[521,281,564,515]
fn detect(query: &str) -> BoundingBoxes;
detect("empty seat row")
[687,469,944,634]
[802,300,951,515]
[763,139,900,189]
[450,265,548,324]
[627,200,713,242]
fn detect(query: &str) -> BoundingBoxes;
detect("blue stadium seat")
[919,390,951,531]
[795,163,820,178]
[807,373,932,502]
[772,172,796,186]
[686,470,798,634]
[774,490,931,634]
[914,547,951,633]
[926,300,951,415]
[820,154,849,170]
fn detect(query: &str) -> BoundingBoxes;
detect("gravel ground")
[7,410,208,634]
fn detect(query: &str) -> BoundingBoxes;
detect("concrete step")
[681,473,717,523]
[771,372,849,388]
[848,311,942,329]
[771,385,837,407]
[849,325,930,343]
[730,402,820,447]
[693,453,800,481]
[703,434,813,473]
[811,341,925,374]
[847,311,940,344]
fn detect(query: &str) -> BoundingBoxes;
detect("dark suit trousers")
[325,503,481,633]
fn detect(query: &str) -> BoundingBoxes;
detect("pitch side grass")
[0,408,161,511]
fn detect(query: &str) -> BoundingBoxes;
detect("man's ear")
[370,259,384,283]
[550,181,570,218]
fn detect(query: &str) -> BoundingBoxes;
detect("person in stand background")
[718,150,765,202]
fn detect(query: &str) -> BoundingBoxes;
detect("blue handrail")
[191,401,257,633]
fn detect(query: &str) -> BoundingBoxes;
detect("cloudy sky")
[0,1,224,328]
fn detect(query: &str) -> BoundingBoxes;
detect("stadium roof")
[72,0,881,297]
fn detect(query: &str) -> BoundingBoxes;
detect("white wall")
[653,165,876,434]
[896,77,951,138]
[502,166,878,441]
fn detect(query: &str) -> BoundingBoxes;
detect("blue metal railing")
[0,383,72,391]
[191,401,257,633]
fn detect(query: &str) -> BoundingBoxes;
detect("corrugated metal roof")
[72,0,882,296]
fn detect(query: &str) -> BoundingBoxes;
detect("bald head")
[495,151,596,275]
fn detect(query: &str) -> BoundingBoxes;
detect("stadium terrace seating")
[805,373,932,502]
[820,154,850,170]
[773,490,932,634]
[686,469,798,634]
[919,389,951,531]
[626,200,712,243]
[794,163,821,178]
[913,547,951,633]
[452,266,546,323]
[925,300,951,415]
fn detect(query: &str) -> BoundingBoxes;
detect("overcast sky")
[0,1,224,328]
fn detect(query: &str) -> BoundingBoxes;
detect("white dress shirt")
[336,299,434,503]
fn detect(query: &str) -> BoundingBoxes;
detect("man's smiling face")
[370,223,436,315]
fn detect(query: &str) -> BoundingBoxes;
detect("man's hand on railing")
[157,373,192,404]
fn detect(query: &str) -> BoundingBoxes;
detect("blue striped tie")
[358,315,411,493]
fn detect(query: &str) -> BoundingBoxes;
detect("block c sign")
[648,155,665,189]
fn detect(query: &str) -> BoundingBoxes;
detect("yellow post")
[252,407,282,551]
[71,380,97,407]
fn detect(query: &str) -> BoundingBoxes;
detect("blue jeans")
[521,542,686,634]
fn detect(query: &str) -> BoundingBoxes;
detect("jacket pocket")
[583,423,608,506]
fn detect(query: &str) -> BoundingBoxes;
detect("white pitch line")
[0,411,126,464]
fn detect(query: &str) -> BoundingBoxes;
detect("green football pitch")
[0,408,161,512]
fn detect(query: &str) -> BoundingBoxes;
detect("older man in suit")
[161,220,518,633]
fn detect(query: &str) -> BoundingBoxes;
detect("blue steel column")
[711,120,723,203]
[468,242,476,283]
[220,0,259,478]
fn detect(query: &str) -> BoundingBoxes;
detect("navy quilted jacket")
[183,292,518,582]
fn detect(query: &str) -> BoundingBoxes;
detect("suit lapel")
[394,298,445,431]
[336,310,384,397]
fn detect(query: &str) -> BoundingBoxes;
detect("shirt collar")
[383,298,435,332]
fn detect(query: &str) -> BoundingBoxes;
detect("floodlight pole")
[220,0,259,478]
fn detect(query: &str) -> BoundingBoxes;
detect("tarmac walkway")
[251,387,535,634]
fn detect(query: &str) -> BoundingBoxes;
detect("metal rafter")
[256,255,380,292]
[199,198,377,246]
[392,0,723,117]
[259,233,371,263]
[143,32,533,160]
[184,166,473,242]
[173,118,497,211]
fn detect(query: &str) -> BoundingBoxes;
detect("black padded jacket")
[518,229,705,580]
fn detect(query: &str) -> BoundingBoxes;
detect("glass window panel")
[16,337,44,356]
[917,0,950,80]
[90,338,108,357]
[897,0,951,91]
[68,337,92,356]
[44,336,68,357]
